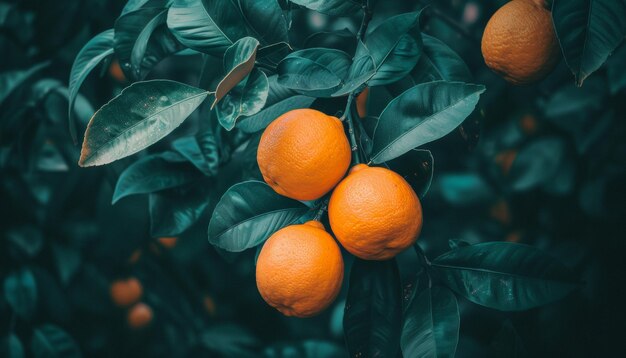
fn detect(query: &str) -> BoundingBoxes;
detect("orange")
[157,236,178,249]
[495,149,517,175]
[356,87,369,118]
[127,249,142,264]
[256,220,344,317]
[127,302,153,329]
[203,294,217,316]
[328,164,422,260]
[110,278,143,307]
[257,109,351,201]
[108,58,127,83]
[481,0,560,85]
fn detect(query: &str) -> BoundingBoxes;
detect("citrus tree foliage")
[1,0,625,356]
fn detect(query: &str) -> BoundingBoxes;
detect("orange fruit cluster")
[255,108,423,317]
[481,0,560,85]
[110,277,154,329]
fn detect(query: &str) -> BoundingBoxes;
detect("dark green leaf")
[277,48,351,97]
[122,0,170,15]
[264,340,345,358]
[3,269,37,320]
[365,11,423,86]
[552,0,626,86]
[304,29,356,54]
[509,137,572,191]
[438,173,494,206]
[214,37,260,105]
[402,282,459,358]
[208,181,309,252]
[51,243,82,286]
[239,0,289,45]
[289,0,362,16]
[69,30,114,143]
[432,242,578,311]
[6,227,44,258]
[0,62,48,107]
[333,40,375,96]
[216,69,269,130]
[30,324,81,358]
[79,80,208,167]
[607,44,626,94]
[371,81,485,163]
[167,0,248,55]
[386,149,434,198]
[149,179,212,237]
[114,7,169,80]
[172,135,218,176]
[237,95,315,133]
[1,334,24,358]
[112,151,198,203]
[411,34,472,84]
[344,259,402,358]
[201,324,258,357]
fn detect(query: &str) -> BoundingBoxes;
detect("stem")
[341,4,372,165]
[313,199,329,221]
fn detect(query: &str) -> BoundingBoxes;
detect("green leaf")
[208,181,309,252]
[277,48,351,97]
[172,135,218,176]
[214,37,260,106]
[0,62,48,107]
[0,334,24,358]
[332,40,375,96]
[344,259,402,358]
[167,0,248,55]
[607,44,626,94]
[386,149,434,198]
[69,30,114,143]
[237,95,315,133]
[51,243,82,286]
[149,179,212,237]
[122,0,170,15]
[371,81,485,164]
[401,282,460,358]
[216,68,269,130]
[78,80,208,167]
[264,340,345,358]
[365,11,423,86]
[304,28,356,54]
[3,269,37,320]
[30,324,81,358]
[411,34,472,84]
[112,151,198,204]
[432,242,578,311]
[239,0,289,45]
[289,0,362,16]
[489,320,528,358]
[508,137,572,191]
[114,7,169,80]
[552,0,626,86]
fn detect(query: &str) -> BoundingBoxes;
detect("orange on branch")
[256,221,344,318]
[329,164,423,260]
[257,109,351,201]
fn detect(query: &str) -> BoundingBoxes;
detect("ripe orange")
[495,149,518,175]
[481,0,560,85]
[127,302,153,329]
[110,278,143,307]
[157,236,178,249]
[328,164,423,260]
[108,58,127,83]
[356,87,369,118]
[257,109,351,201]
[256,221,344,317]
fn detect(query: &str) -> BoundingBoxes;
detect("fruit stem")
[313,199,329,221]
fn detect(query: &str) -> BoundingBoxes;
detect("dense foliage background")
[1,0,625,357]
